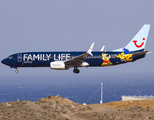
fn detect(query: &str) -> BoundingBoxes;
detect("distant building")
[122,95,154,101]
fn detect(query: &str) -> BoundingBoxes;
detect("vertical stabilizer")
[114,24,150,52]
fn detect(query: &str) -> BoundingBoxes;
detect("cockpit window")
[9,56,13,59]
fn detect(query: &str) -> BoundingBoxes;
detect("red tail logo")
[133,38,145,48]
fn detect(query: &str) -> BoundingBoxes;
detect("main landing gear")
[73,67,80,74]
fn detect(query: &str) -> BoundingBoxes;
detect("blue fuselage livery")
[1,24,151,73]
[2,52,123,67]
[1,50,148,73]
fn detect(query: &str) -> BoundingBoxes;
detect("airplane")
[1,24,151,74]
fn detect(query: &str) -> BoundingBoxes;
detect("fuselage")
[1,50,145,68]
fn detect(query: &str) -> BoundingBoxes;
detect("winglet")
[87,42,95,56]
[100,45,105,52]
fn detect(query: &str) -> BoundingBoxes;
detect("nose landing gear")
[15,70,19,73]
[10,66,19,73]
[14,67,19,73]
[73,67,80,74]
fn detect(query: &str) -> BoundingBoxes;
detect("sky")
[0,0,154,75]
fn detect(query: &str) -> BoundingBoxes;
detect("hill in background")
[0,95,154,120]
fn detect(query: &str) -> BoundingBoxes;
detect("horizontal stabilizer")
[132,51,149,56]
[147,51,152,54]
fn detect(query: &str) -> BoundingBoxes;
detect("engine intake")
[50,61,66,70]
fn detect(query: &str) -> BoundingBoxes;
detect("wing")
[65,43,95,68]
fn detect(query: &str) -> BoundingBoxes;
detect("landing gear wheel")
[15,70,19,73]
[73,68,80,74]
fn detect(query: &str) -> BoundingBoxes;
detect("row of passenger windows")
[71,56,102,59]
[71,55,117,59]
[7,55,116,60]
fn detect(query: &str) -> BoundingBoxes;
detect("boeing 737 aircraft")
[1,24,151,74]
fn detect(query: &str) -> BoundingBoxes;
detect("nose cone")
[1,59,7,65]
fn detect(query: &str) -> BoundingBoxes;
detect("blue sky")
[0,0,154,75]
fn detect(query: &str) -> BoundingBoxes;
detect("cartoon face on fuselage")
[116,52,133,62]
[101,53,113,66]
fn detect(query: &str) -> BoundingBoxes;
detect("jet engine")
[50,61,67,70]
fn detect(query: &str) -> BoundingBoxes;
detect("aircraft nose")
[1,59,7,65]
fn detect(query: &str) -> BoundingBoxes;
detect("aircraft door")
[17,54,22,62]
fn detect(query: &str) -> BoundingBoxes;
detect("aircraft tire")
[15,70,19,73]
[73,69,80,73]
[77,69,80,73]
[73,69,80,74]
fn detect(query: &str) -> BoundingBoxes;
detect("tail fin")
[114,24,150,52]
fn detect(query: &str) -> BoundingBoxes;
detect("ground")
[0,95,154,120]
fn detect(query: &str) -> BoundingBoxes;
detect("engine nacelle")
[81,62,89,67]
[50,61,67,70]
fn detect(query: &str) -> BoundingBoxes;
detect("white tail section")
[114,24,150,52]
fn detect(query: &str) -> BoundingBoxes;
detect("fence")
[121,95,154,101]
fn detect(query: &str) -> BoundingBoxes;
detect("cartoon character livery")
[1,24,151,73]
[101,53,113,66]
[116,48,133,62]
